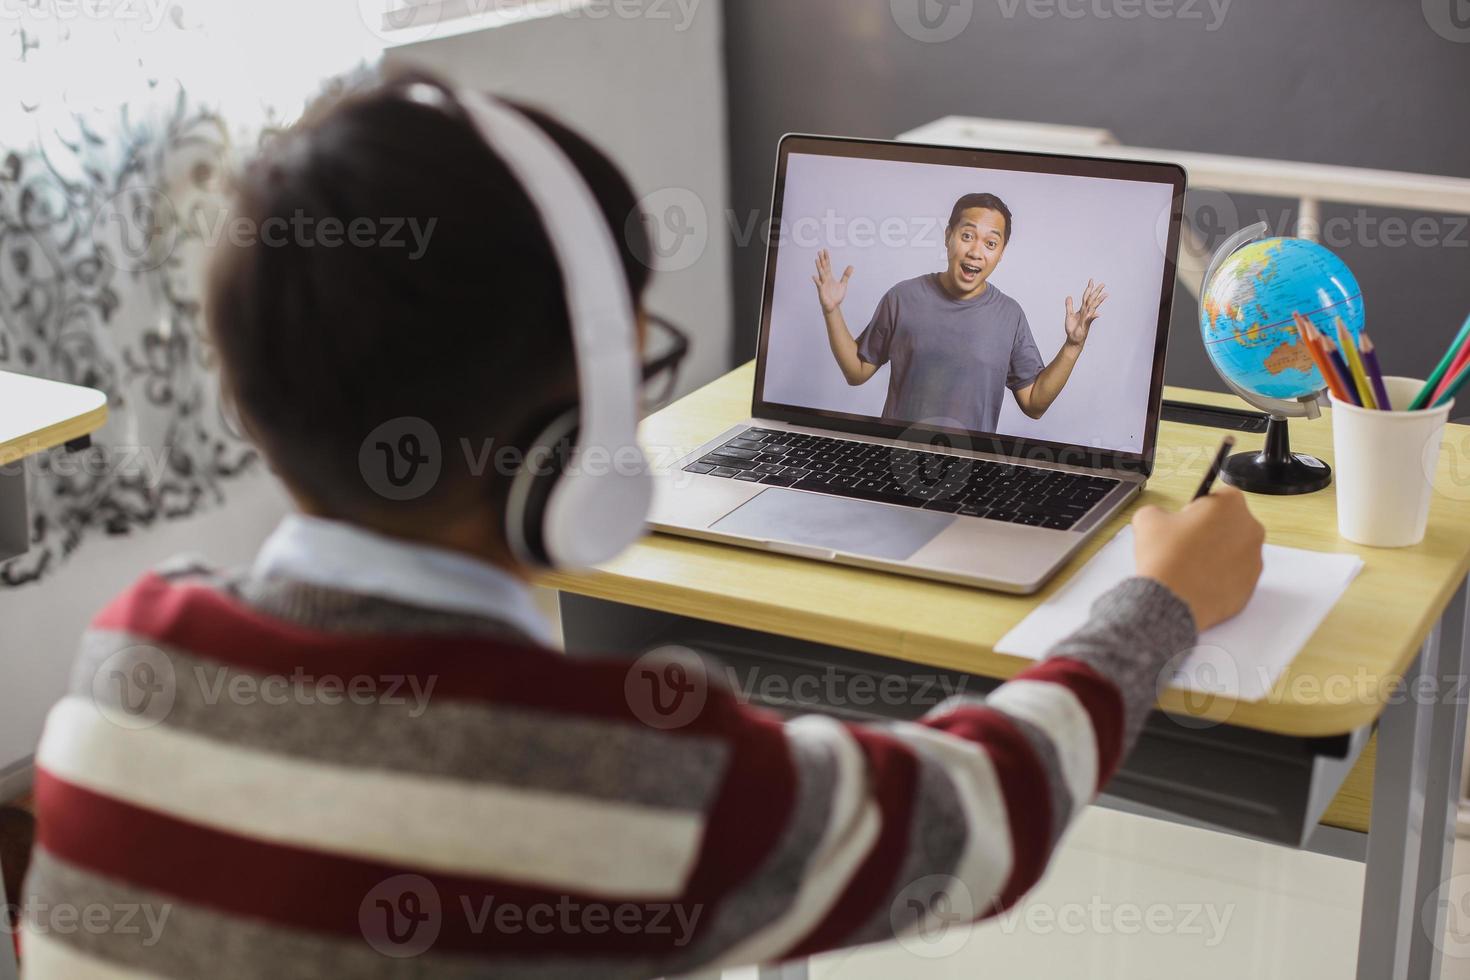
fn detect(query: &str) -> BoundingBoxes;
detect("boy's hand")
[813,249,853,315]
[1132,486,1265,631]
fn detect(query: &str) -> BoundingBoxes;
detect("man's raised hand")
[813,249,854,315]
[1064,279,1108,347]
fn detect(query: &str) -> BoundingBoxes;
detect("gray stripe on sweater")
[24,849,701,980]
[148,565,533,641]
[235,574,543,640]
[840,744,968,948]
[1047,577,1198,749]
[74,629,729,813]
[655,729,840,973]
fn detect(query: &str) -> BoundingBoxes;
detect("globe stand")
[1203,220,1333,496]
[1221,413,1332,495]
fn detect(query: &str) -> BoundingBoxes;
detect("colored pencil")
[1292,314,1334,394]
[1324,342,1360,406]
[1301,316,1358,405]
[1294,313,1353,403]
[1313,332,1358,405]
[1433,358,1470,409]
[1358,332,1392,411]
[1433,341,1470,406]
[1410,313,1470,411]
[1337,318,1377,409]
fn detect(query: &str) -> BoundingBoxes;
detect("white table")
[0,371,109,562]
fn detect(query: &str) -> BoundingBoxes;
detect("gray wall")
[390,1,733,395]
[721,0,1470,393]
[0,471,291,783]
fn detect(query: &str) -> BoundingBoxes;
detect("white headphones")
[447,88,653,570]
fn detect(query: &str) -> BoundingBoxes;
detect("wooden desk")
[0,370,106,980]
[548,363,1470,980]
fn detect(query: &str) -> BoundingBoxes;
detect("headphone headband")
[452,88,652,569]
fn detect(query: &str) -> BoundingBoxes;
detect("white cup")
[1331,376,1453,548]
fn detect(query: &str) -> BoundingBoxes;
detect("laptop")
[650,134,1187,594]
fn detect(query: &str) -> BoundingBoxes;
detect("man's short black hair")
[947,193,1013,244]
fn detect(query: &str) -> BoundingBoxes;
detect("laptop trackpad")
[711,488,954,562]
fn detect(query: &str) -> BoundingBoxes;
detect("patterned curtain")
[0,10,288,586]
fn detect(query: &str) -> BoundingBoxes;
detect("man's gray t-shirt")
[854,274,1045,433]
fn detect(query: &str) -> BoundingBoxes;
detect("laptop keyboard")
[683,428,1122,531]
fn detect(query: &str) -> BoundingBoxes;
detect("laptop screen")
[752,136,1185,473]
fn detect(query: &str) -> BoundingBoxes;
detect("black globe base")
[1219,416,1332,496]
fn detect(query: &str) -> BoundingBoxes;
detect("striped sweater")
[22,563,1195,978]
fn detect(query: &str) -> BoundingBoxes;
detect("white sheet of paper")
[996,527,1364,702]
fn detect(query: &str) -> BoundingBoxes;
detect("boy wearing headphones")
[19,71,1264,978]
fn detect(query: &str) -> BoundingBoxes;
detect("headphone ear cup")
[503,407,580,569]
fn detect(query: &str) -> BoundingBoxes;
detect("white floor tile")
[807,806,1366,980]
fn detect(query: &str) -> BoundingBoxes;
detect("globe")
[1200,237,1365,403]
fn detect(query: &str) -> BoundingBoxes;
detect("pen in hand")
[1193,436,1236,501]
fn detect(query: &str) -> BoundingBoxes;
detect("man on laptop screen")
[657,138,1184,594]
[814,192,1107,434]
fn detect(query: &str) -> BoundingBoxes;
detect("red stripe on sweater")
[1012,657,1128,789]
[787,727,920,957]
[33,770,753,957]
[661,694,800,927]
[919,705,1053,915]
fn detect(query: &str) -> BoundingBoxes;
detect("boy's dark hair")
[946,193,1013,244]
[206,69,651,530]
